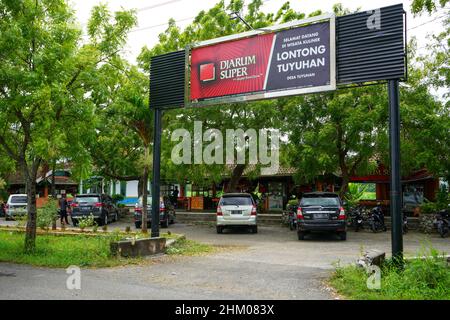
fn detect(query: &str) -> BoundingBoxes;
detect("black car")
[134,195,176,229]
[70,194,118,226]
[296,192,347,240]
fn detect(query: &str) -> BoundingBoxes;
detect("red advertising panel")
[188,18,335,105]
[190,33,274,100]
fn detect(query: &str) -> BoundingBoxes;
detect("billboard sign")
[186,14,336,106]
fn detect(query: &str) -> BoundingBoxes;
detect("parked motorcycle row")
[347,204,388,233]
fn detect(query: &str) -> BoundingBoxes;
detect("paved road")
[1,219,449,300]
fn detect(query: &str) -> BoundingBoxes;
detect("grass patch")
[0,230,143,268]
[330,248,450,300]
[165,238,215,256]
[361,192,376,200]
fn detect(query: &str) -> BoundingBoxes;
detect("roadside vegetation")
[166,238,215,256]
[0,229,212,268]
[330,247,450,300]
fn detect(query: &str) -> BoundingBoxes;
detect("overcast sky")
[70,0,447,64]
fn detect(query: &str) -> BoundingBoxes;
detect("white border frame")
[185,13,336,107]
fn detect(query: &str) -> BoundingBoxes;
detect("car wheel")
[135,221,142,229]
[99,214,108,226]
[339,232,347,241]
[216,226,223,234]
[161,219,169,228]
[298,231,305,240]
[252,226,258,234]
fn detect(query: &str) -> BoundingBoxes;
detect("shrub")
[37,199,59,231]
[330,246,450,299]
[420,202,437,214]
[111,194,125,204]
[78,214,96,231]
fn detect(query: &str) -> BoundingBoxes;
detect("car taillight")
[94,202,103,207]
[338,207,346,220]
[217,205,223,216]
[70,202,78,208]
[251,205,257,216]
[297,207,304,220]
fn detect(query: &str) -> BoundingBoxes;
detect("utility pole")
[151,107,162,238]
[388,79,403,265]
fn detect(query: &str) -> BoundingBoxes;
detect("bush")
[420,202,437,214]
[37,199,59,231]
[111,194,124,204]
[78,214,96,231]
[330,246,450,300]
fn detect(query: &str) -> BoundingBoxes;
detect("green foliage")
[420,201,438,214]
[138,0,309,186]
[37,199,59,231]
[411,0,449,14]
[0,230,142,267]
[435,187,450,210]
[0,0,137,250]
[111,194,125,203]
[345,183,368,209]
[77,214,97,231]
[165,238,214,256]
[330,246,450,299]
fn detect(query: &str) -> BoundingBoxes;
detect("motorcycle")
[434,209,449,238]
[348,206,365,232]
[368,204,387,233]
[402,211,408,234]
[287,205,298,231]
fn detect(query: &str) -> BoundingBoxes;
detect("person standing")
[171,186,179,207]
[59,195,69,226]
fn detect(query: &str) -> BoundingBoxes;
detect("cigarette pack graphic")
[199,63,216,82]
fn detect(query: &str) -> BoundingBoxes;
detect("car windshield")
[220,196,253,206]
[138,197,154,205]
[301,197,340,207]
[75,196,100,203]
[10,196,27,203]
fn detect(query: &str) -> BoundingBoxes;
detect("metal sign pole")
[151,106,162,238]
[388,79,403,264]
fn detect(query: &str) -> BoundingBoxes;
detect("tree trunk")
[226,164,246,193]
[51,160,57,230]
[141,146,149,233]
[50,160,56,196]
[24,160,40,253]
[340,175,350,198]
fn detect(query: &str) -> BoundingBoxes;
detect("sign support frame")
[388,79,403,266]
[151,106,162,238]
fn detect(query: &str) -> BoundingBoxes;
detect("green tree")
[0,0,136,251]
[89,65,152,232]
[139,0,313,191]
[284,85,387,196]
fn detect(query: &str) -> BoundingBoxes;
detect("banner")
[189,19,335,104]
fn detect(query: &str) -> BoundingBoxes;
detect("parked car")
[134,195,176,229]
[5,194,28,220]
[297,192,347,240]
[70,194,118,226]
[216,193,257,234]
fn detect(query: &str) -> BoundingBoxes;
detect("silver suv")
[6,194,28,220]
[216,193,257,234]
